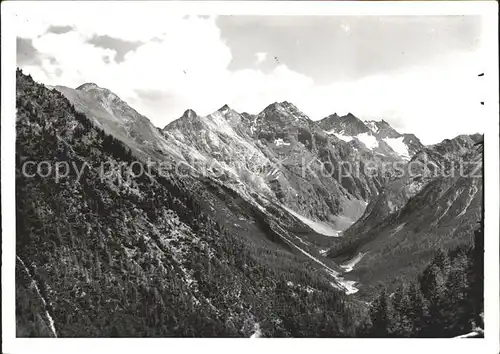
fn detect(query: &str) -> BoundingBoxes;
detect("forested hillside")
[327,137,483,298]
[359,223,483,337]
[15,69,484,338]
[15,69,367,337]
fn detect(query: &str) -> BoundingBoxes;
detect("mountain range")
[15,69,483,337]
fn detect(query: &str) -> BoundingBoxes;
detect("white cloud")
[254,52,268,64]
[306,51,485,144]
[12,2,198,42]
[11,3,487,144]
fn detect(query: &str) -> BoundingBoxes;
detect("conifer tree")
[369,289,392,337]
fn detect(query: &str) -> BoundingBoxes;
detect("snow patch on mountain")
[389,223,407,237]
[364,120,379,133]
[340,252,367,272]
[275,138,290,146]
[457,184,479,218]
[357,133,379,150]
[433,188,463,226]
[282,205,340,237]
[384,137,410,160]
[249,115,258,134]
[328,131,353,142]
[337,280,359,295]
[319,249,329,256]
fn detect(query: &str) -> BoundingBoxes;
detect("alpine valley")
[15,70,484,338]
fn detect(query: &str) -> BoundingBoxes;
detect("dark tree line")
[360,223,484,337]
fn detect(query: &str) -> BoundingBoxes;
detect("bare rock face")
[163,101,390,233]
[55,83,184,162]
[318,113,425,161]
[319,113,371,136]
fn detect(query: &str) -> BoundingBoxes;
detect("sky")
[12,2,488,144]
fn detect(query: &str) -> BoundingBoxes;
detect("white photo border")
[2,1,499,354]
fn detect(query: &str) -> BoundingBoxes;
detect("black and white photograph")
[1,1,499,353]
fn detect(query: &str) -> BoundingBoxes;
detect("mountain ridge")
[317,112,425,161]
[326,135,483,297]
[162,97,391,232]
[51,77,482,299]
[15,69,484,338]
[16,70,367,337]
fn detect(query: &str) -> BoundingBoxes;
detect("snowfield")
[457,184,479,218]
[364,120,379,133]
[275,138,291,146]
[356,133,379,150]
[384,137,410,160]
[282,205,340,237]
[329,131,353,142]
[340,252,367,272]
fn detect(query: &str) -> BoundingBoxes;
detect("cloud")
[218,16,482,83]
[46,25,74,35]
[318,53,484,144]
[135,89,173,101]
[133,89,184,126]
[16,37,41,66]
[255,52,268,64]
[11,3,487,144]
[87,35,144,63]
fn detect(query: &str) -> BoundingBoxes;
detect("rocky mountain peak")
[318,112,370,136]
[211,104,243,129]
[74,82,121,105]
[260,101,310,124]
[76,82,102,91]
[371,119,400,138]
[213,104,241,119]
[429,133,482,157]
[182,108,198,120]
[264,101,300,113]
[278,100,298,110]
[318,114,425,160]
[218,104,231,113]
[264,101,285,112]
[16,70,484,338]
